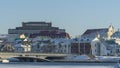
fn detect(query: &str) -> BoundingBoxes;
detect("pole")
[115,45,117,56]
[66,38,68,54]
[78,35,81,55]
[78,38,80,55]
[68,38,69,54]
[84,43,85,54]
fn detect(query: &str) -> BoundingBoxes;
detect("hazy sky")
[0,0,120,37]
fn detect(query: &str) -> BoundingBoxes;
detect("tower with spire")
[107,25,114,39]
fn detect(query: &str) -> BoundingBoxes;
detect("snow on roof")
[40,43,45,47]
[32,38,72,46]
[51,38,72,46]
[14,43,22,47]
[14,43,29,48]
[32,42,39,46]
[32,37,42,42]
[0,35,7,38]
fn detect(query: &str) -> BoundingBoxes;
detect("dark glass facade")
[71,43,91,55]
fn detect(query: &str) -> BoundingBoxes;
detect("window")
[117,49,119,52]
[81,39,83,41]
[111,51,112,53]
[95,50,96,52]
[95,44,97,47]
[87,39,89,41]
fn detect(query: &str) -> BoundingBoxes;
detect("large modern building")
[8,22,70,38]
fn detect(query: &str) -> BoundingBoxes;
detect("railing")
[0,52,67,58]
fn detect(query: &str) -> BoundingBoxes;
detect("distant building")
[31,36,71,53]
[111,29,120,38]
[8,21,70,38]
[14,43,31,53]
[71,25,115,56]
[91,37,107,56]
[14,39,31,53]
[0,42,14,52]
[82,25,114,38]
[71,37,92,55]
[100,38,119,56]
[14,34,31,53]
[31,36,52,53]
[51,38,71,54]
[71,36,108,56]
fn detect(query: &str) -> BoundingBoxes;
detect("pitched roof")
[82,28,108,36]
[112,31,120,38]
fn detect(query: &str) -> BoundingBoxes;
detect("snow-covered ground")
[65,54,120,62]
[66,55,90,61]
[94,56,120,61]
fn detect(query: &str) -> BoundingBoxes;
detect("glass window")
[87,39,89,41]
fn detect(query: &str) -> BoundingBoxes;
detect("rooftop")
[82,28,108,36]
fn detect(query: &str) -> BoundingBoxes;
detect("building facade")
[81,25,114,38]
[71,37,92,55]
[8,22,70,38]
[71,42,91,55]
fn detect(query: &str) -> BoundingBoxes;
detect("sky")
[0,0,120,37]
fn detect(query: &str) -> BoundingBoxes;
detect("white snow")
[67,55,90,61]
[94,56,120,61]
[14,43,23,47]
[51,38,72,46]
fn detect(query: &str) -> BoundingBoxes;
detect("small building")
[14,43,31,53]
[0,42,14,52]
[14,34,31,52]
[31,36,53,52]
[51,38,71,54]
[91,37,107,56]
[101,38,118,56]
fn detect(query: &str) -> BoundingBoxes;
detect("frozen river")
[0,62,117,68]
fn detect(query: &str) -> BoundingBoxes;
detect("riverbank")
[53,60,117,63]
[0,62,115,68]
[0,60,117,63]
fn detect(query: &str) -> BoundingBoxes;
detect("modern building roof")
[22,21,51,24]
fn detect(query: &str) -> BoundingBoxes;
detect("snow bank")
[95,56,120,61]
[73,55,90,61]
[67,55,90,61]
